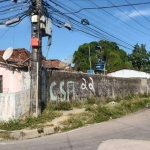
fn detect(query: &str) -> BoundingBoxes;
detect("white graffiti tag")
[88,77,95,92]
[81,77,95,92]
[81,78,88,90]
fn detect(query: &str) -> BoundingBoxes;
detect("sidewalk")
[9,108,85,140]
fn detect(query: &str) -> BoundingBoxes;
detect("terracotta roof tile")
[0,48,72,70]
[42,59,60,68]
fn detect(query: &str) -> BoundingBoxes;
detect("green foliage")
[54,101,72,111]
[60,112,94,132]
[128,43,150,71]
[86,97,96,105]
[0,104,62,131]
[73,40,132,72]
[0,131,14,140]
[60,97,150,131]
[54,126,61,133]
[37,127,44,135]
[20,131,26,139]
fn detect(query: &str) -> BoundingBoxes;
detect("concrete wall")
[0,89,30,121]
[46,71,148,102]
[107,69,150,78]
[0,66,30,93]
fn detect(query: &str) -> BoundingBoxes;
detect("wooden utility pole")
[30,0,43,117]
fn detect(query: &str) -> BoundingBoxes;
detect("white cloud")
[0,25,5,28]
[115,9,150,21]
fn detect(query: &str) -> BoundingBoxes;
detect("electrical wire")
[86,0,146,43]
[48,0,134,49]
[125,0,150,23]
[107,0,150,32]
[62,1,150,14]
[0,27,10,40]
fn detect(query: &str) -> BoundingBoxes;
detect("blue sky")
[1,0,150,61]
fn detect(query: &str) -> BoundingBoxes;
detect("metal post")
[30,0,42,117]
[89,46,91,70]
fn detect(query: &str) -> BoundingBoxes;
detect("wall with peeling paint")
[46,71,148,102]
[0,67,30,93]
[0,89,30,121]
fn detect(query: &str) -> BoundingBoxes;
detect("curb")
[10,126,55,140]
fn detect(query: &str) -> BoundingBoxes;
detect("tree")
[73,40,133,72]
[128,44,150,71]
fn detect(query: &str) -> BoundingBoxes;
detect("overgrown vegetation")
[60,97,150,132]
[0,96,150,133]
[0,131,14,140]
[0,103,62,131]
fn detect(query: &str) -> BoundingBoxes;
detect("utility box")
[31,38,39,47]
[40,16,52,37]
[31,15,38,23]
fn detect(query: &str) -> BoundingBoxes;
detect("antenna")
[59,55,74,69]
[2,47,13,60]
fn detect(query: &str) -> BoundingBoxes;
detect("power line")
[107,0,150,32]
[63,1,150,14]
[87,0,143,41]
[125,0,150,23]
[0,27,10,40]
[48,0,134,49]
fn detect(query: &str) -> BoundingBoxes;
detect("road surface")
[1,109,150,150]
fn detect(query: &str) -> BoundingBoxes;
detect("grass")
[59,97,150,132]
[0,131,14,140]
[0,103,62,131]
[0,96,150,134]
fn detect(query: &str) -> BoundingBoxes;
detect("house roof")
[0,48,30,61]
[0,48,31,68]
[107,68,150,74]
[0,48,72,70]
[42,59,60,68]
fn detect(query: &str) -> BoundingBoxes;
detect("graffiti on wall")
[81,77,95,92]
[48,71,143,101]
[50,81,75,101]
[49,77,95,101]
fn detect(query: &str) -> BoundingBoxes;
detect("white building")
[107,69,150,78]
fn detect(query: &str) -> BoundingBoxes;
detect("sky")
[1,0,150,62]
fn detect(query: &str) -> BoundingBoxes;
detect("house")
[0,48,30,93]
[0,48,72,121]
[107,68,150,78]
[0,48,72,93]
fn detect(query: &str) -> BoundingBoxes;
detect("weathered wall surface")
[0,66,30,93]
[46,71,147,102]
[0,93,15,121]
[0,89,30,121]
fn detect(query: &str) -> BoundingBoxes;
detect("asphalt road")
[1,108,150,150]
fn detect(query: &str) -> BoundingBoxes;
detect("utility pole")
[30,0,43,117]
[89,46,91,70]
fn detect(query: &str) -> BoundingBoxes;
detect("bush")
[86,97,96,104]
[60,97,150,132]
[0,131,13,140]
[54,101,72,110]
[0,104,62,131]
